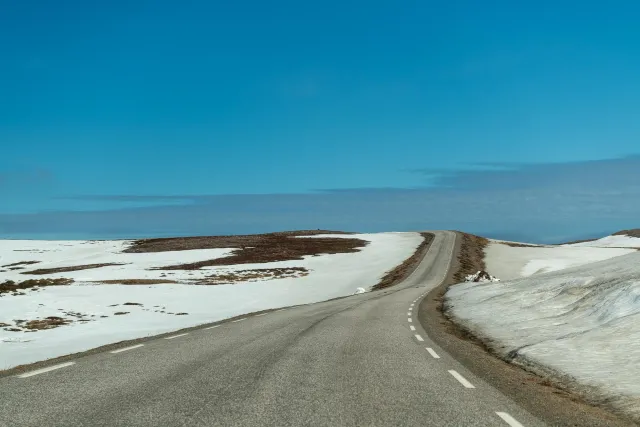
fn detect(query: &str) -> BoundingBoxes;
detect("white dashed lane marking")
[426,347,440,359]
[448,370,475,389]
[496,412,525,427]
[410,326,416,331]
[17,362,75,378]
[110,344,144,354]
[232,318,246,323]
[204,325,220,330]
[165,333,189,340]
[255,313,266,317]
[408,318,412,323]
[414,334,424,342]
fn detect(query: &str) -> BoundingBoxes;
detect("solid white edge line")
[496,412,524,427]
[414,334,424,342]
[17,362,75,378]
[204,325,220,330]
[408,318,412,322]
[410,325,416,331]
[426,347,440,359]
[110,344,144,354]
[165,333,189,340]
[448,370,475,388]
[232,318,246,323]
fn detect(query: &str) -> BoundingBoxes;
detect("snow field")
[0,232,423,369]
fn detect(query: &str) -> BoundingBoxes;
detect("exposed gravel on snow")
[446,248,640,421]
[0,232,422,369]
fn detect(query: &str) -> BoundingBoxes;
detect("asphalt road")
[0,231,547,427]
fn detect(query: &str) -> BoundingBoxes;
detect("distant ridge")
[612,229,640,238]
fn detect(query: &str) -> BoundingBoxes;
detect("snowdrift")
[446,250,640,420]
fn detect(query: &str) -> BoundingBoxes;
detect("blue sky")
[2,1,640,242]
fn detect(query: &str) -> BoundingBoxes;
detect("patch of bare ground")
[613,228,640,238]
[130,231,366,270]
[23,317,71,330]
[500,241,544,248]
[92,279,178,285]
[21,263,124,275]
[451,232,489,283]
[196,267,309,285]
[0,278,74,296]
[372,233,434,291]
[1,261,40,268]
[557,237,599,245]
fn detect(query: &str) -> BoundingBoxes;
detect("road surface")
[0,231,546,426]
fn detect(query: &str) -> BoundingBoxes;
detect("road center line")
[496,412,524,427]
[414,334,424,342]
[426,347,440,358]
[165,333,189,340]
[232,318,246,323]
[448,370,475,388]
[408,318,412,322]
[410,325,416,331]
[17,362,75,378]
[204,325,220,330]
[110,344,144,354]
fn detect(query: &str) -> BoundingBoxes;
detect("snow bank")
[484,241,634,281]
[563,235,640,248]
[446,251,640,420]
[0,232,422,369]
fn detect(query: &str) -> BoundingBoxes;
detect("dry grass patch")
[22,263,124,275]
[613,229,640,238]
[1,261,40,268]
[0,278,74,295]
[129,231,366,270]
[196,267,309,285]
[23,317,71,330]
[451,232,489,283]
[93,279,178,285]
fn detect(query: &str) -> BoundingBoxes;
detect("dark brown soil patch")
[22,263,124,275]
[94,279,179,285]
[0,278,74,295]
[1,261,41,268]
[372,233,434,291]
[123,302,143,306]
[135,231,366,270]
[114,312,129,315]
